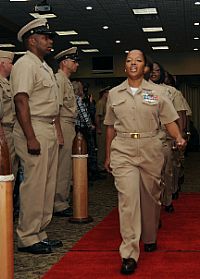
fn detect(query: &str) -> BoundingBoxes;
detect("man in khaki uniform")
[53,47,79,217]
[0,50,18,177]
[95,86,109,171]
[104,49,186,275]
[10,18,62,254]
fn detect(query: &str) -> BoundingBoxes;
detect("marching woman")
[104,49,186,275]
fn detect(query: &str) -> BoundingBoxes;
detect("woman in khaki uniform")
[150,63,187,205]
[104,50,186,275]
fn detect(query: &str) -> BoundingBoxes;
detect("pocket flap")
[112,98,126,106]
[42,80,54,87]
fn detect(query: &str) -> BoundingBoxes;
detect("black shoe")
[144,243,157,252]
[18,242,52,254]
[121,258,137,275]
[54,207,73,217]
[41,238,63,248]
[165,203,174,213]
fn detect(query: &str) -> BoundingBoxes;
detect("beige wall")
[72,50,200,102]
[73,51,200,78]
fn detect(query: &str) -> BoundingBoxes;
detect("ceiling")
[0,0,200,58]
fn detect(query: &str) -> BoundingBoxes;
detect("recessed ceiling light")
[125,50,129,53]
[103,26,109,30]
[194,22,200,25]
[115,40,121,44]
[194,48,199,50]
[70,41,90,45]
[148,38,166,42]
[0,44,15,47]
[133,8,157,15]
[194,37,200,40]
[195,1,200,5]
[142,27,163,32]
[56,31,78,36]
[81,49,99,53]
[86,6,93,10]
[30,13,57,19]
[152,46,169,50]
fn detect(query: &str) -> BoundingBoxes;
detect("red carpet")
[43,193,200,278]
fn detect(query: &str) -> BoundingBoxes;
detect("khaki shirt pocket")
[112,98,127,119]
[41,79,56,101]
[42,79,54,88]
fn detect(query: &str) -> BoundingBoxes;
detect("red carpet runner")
[43,193,200,278]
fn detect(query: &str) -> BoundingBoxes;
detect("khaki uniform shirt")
[162,84,186,112]
[55,70,77,122]
[10,50,59,117]
[104,79,179,132]
[0,75,14,125]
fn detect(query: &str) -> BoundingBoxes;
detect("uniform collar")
[26,50,45,66]
[58,69,71,83]
[0,74,9,84]
[58,69,68,78]
[118,78,152,94]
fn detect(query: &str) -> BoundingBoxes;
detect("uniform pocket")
[112,98,127,118]
[42,80,54,88]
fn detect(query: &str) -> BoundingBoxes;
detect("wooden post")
[69,131,93,224]
[0,125,14,279]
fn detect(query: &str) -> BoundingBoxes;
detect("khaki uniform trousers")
[3,125,19,179]
[97,123,106,170]
[13,120,58,247]
[161,139,173,206]
[111,135,164,261]
[54,120,75,212]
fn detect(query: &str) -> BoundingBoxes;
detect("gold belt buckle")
[130,133,140,139]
